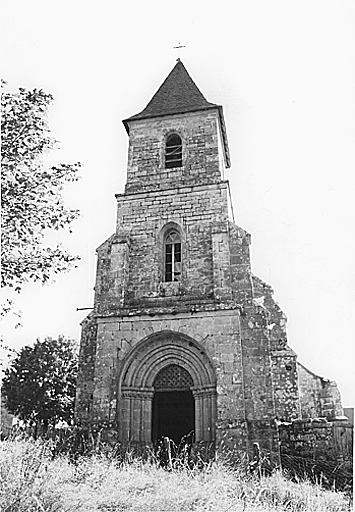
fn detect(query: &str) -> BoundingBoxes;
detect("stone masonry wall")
[86,309,251,449]
[75,313,98,423]
[228,226,300,426]
[252,275,300,422]
[78,190,285,455]
[297,362,343,419]
[94,234,130,314]
[279,418,353,464]
[111,182,230,308]
[125,110,223,194]
[239,305,280,456]
[228,223,253,305]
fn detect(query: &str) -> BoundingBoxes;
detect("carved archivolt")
[117,330,217,444]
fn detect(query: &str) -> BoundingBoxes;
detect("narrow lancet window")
[165,134,182,168]
[164,231,181,282]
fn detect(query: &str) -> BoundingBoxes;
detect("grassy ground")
[0,439,352,512]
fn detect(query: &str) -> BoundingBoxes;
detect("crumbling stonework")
[279,418,353,463]
[297,363,343,420]
[75,60,346,461]
[279,418,353,488]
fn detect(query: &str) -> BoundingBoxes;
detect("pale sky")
[1,0,354,407]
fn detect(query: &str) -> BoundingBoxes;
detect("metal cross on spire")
[173,42,186,61]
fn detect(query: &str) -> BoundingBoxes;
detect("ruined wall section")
[297,362,343,419]
[251,275,300,422]
[227,223,280,454]
[124,110,222,194]
[228,222,253,305]
[251,276,287,352]
[279,418,354,469]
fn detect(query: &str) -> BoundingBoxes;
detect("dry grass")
[0,439,352,512]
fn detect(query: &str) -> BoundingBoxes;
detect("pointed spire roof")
[126,59,217,121]
[123,60,231,167]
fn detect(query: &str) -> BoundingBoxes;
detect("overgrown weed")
[0,439,352,512]
[0,439,73,511]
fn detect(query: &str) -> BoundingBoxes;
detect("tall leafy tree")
[1,81,81,294]
[2,337,78,431]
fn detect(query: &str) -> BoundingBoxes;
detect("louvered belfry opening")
[152,364,195,445]
[165,134,182,168]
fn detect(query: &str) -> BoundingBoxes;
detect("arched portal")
[152,364,195,444]
[118,331,216,446]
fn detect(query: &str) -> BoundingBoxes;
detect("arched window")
[165,134,182,168]
[164,230,181,282]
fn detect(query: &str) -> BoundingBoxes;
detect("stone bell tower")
[75,60,301,456]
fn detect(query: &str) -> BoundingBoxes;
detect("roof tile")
[126,60,217,121]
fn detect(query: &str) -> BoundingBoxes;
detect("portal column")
[120,391,132,444]
[210,389,217,442]
[203,392,211,442]
[193,387,217,443]
[141,390,154,444]
[120,388,154,445]
[193,390,204,442]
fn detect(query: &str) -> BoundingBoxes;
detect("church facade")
[75,61,343,456]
